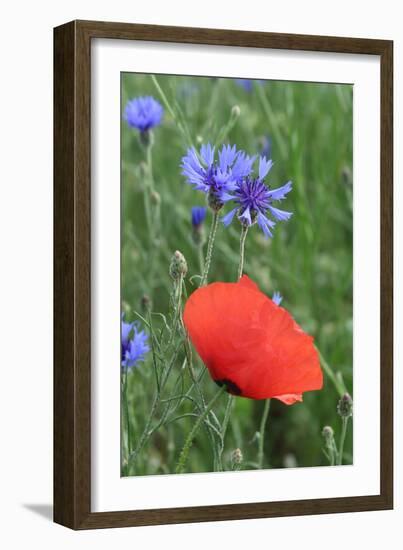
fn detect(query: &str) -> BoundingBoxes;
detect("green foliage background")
[121,74,353,475]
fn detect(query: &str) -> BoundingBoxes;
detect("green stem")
[178,278,221,470]
[142,179,153,242]
[123,370,132,456]
[331,439,338,466]
[142,139,160,292]
[200,212,219,286]
[317,349,347,397]
[147,309,160,393]
[214,105,241,147]
[337,417,349,465]
[237,225,249,280]
[146,140,154,191]
[176,386,226,474]
[151,75,194,147]
[257,399,271,469]
[198,244,205,278]
[255,84,287,159]
[127,339,183,469]
[127,280,185,470]
[128,392,159,469]
[218,395,235,469]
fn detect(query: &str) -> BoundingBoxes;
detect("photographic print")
[120,73,353,477]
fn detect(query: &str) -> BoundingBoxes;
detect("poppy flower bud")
[141,294,152,313]
[150,190,161,206]
[322,425,334,443]
[169,250,188,280]
[231,448,243,470]
[231,104,241,119]
[231,448,243,464]
[337,393,353,418]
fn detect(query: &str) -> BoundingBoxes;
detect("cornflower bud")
[191,206,207,246]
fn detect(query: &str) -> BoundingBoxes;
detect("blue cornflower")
[178,82,199,100]
[121,314,134,361]
[272,291,283,306]
[121,315,150,369]
[124,96,164,132]
[235,79,254,92]
[191,206,207,227]
[181,144,255,210]
[235,79,264,92]
[259,135,272,159]
[222,156,292,238]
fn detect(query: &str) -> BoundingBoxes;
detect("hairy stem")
[237,225,249,280]
[200,212,219,287]
[178,277,221,469]
[257,399,271,469]
[255,84,287,159]
[317,349,347,397]
[151,75,194,147]
[176,386,226,474]
[218,394,235,469]
[198,244,205,278]
[127,279,185,470]
[142,138,160,292]
[337,417,349,465]
[121,369,132,465]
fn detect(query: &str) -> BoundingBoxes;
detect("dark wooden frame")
[54,19,393,530]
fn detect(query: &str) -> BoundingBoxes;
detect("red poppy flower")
[183,275,323,404]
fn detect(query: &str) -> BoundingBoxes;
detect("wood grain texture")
[53,20,393,530]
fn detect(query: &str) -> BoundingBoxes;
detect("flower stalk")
[257,399,271,469]
[200,212,219,286]
[176,385,226,474]
[237,224,249,280]
[337,417,349,465]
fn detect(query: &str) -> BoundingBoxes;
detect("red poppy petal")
[273,393,303,405]
[183,281,267,383]
[183,277,323,401]
[238,274,260,293]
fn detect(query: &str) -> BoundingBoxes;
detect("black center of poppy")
[214,378,242,396]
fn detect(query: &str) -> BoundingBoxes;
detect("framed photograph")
[54,20,393,529]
